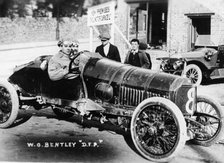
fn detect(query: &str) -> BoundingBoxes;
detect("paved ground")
[1,44,224,162]
[1,106,224,163]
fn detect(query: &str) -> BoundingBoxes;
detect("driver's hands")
[69,66,80,73]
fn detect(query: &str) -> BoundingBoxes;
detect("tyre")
[52,106,74,119]
[130,97,187,162]
[8,116,32,128]
[191,95,224,146]
[123,133,137,152]
[0,80,19,128]
[183,64,202,86]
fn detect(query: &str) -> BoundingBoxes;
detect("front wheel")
[190,95,224,146]
[130,97,187,162]
[183,64,202,86]
[123,133,138,154]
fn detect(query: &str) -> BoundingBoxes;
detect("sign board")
[87,1,115,26]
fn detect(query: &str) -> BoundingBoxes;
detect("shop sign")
[87,1,115,26]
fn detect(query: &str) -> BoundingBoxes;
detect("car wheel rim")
[0,86,12,124]
[194,101,220,141]
[186,68,198,84]
[133,104,179,156]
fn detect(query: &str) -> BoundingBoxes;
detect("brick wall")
[168,0,224,52]
[0,16,90,44]
[0,0,130,59]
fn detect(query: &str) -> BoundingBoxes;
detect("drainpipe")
[167,0,172,52]
[136,8,139,39]
[56,0,60,40]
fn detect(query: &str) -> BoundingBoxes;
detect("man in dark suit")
[124,39,151,69]
[95,32,121,62]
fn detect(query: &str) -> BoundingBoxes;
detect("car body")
[0,51,223,162]
[157,45,224,85]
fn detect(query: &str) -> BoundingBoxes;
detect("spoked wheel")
[0,80,19,128]
[183,64,202,86]
[130,97,187,162]
[191,95,224,146]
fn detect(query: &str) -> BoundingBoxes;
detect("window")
[185,13,214,47]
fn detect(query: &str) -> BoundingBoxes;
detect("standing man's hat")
[99,32,111,41]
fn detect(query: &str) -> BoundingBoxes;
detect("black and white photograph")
[0,0,224,162]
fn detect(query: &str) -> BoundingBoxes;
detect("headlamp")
[160,60,168,71]
[173,60,183,70]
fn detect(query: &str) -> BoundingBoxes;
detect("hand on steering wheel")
[69,54,81,74]
[69,66,80,73]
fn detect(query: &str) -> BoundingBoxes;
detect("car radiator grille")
[119,86,169,106]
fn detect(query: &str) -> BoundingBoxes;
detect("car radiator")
[119,86,169,106]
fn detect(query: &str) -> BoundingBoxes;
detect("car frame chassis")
[0,52,224,162]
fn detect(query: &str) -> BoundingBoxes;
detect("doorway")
[128,1,168,47]
[149,3,167,46]
[129,3,148,42]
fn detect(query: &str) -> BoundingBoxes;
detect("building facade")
[125,0,224,52]
[1,0,224,55]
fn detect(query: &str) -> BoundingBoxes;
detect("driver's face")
[61,41,71,55]
[71,43,79,53]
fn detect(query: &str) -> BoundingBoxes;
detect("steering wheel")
[68,52,81,73]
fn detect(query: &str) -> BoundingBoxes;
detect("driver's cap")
[71,39,79,47]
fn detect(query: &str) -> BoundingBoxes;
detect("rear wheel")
[191,95,224,146]
[8,116,32,128]
[130,97,187,162]
[0,80,19,128]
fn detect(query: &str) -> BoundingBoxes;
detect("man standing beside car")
[139,42,152,69]
[95,32,121,62]
[124,39,151,69]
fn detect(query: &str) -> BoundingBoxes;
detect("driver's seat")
[38,56,83,100]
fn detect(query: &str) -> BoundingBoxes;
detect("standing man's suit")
[95,32,121,62]
[95,44,121,62]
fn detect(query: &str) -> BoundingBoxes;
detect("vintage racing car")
[0,51,224,162]
[157,45,224,85]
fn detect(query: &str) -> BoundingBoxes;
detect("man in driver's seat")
[48,40,82,99]
[48,40,80,81]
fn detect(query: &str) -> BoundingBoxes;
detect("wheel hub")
[0,87,12,123]
[0,99,7,107]
[134,106,178,155]
[0,97,11,113]
[189,74,196,79]
[197,116,208,124]
[147,126,157,136]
